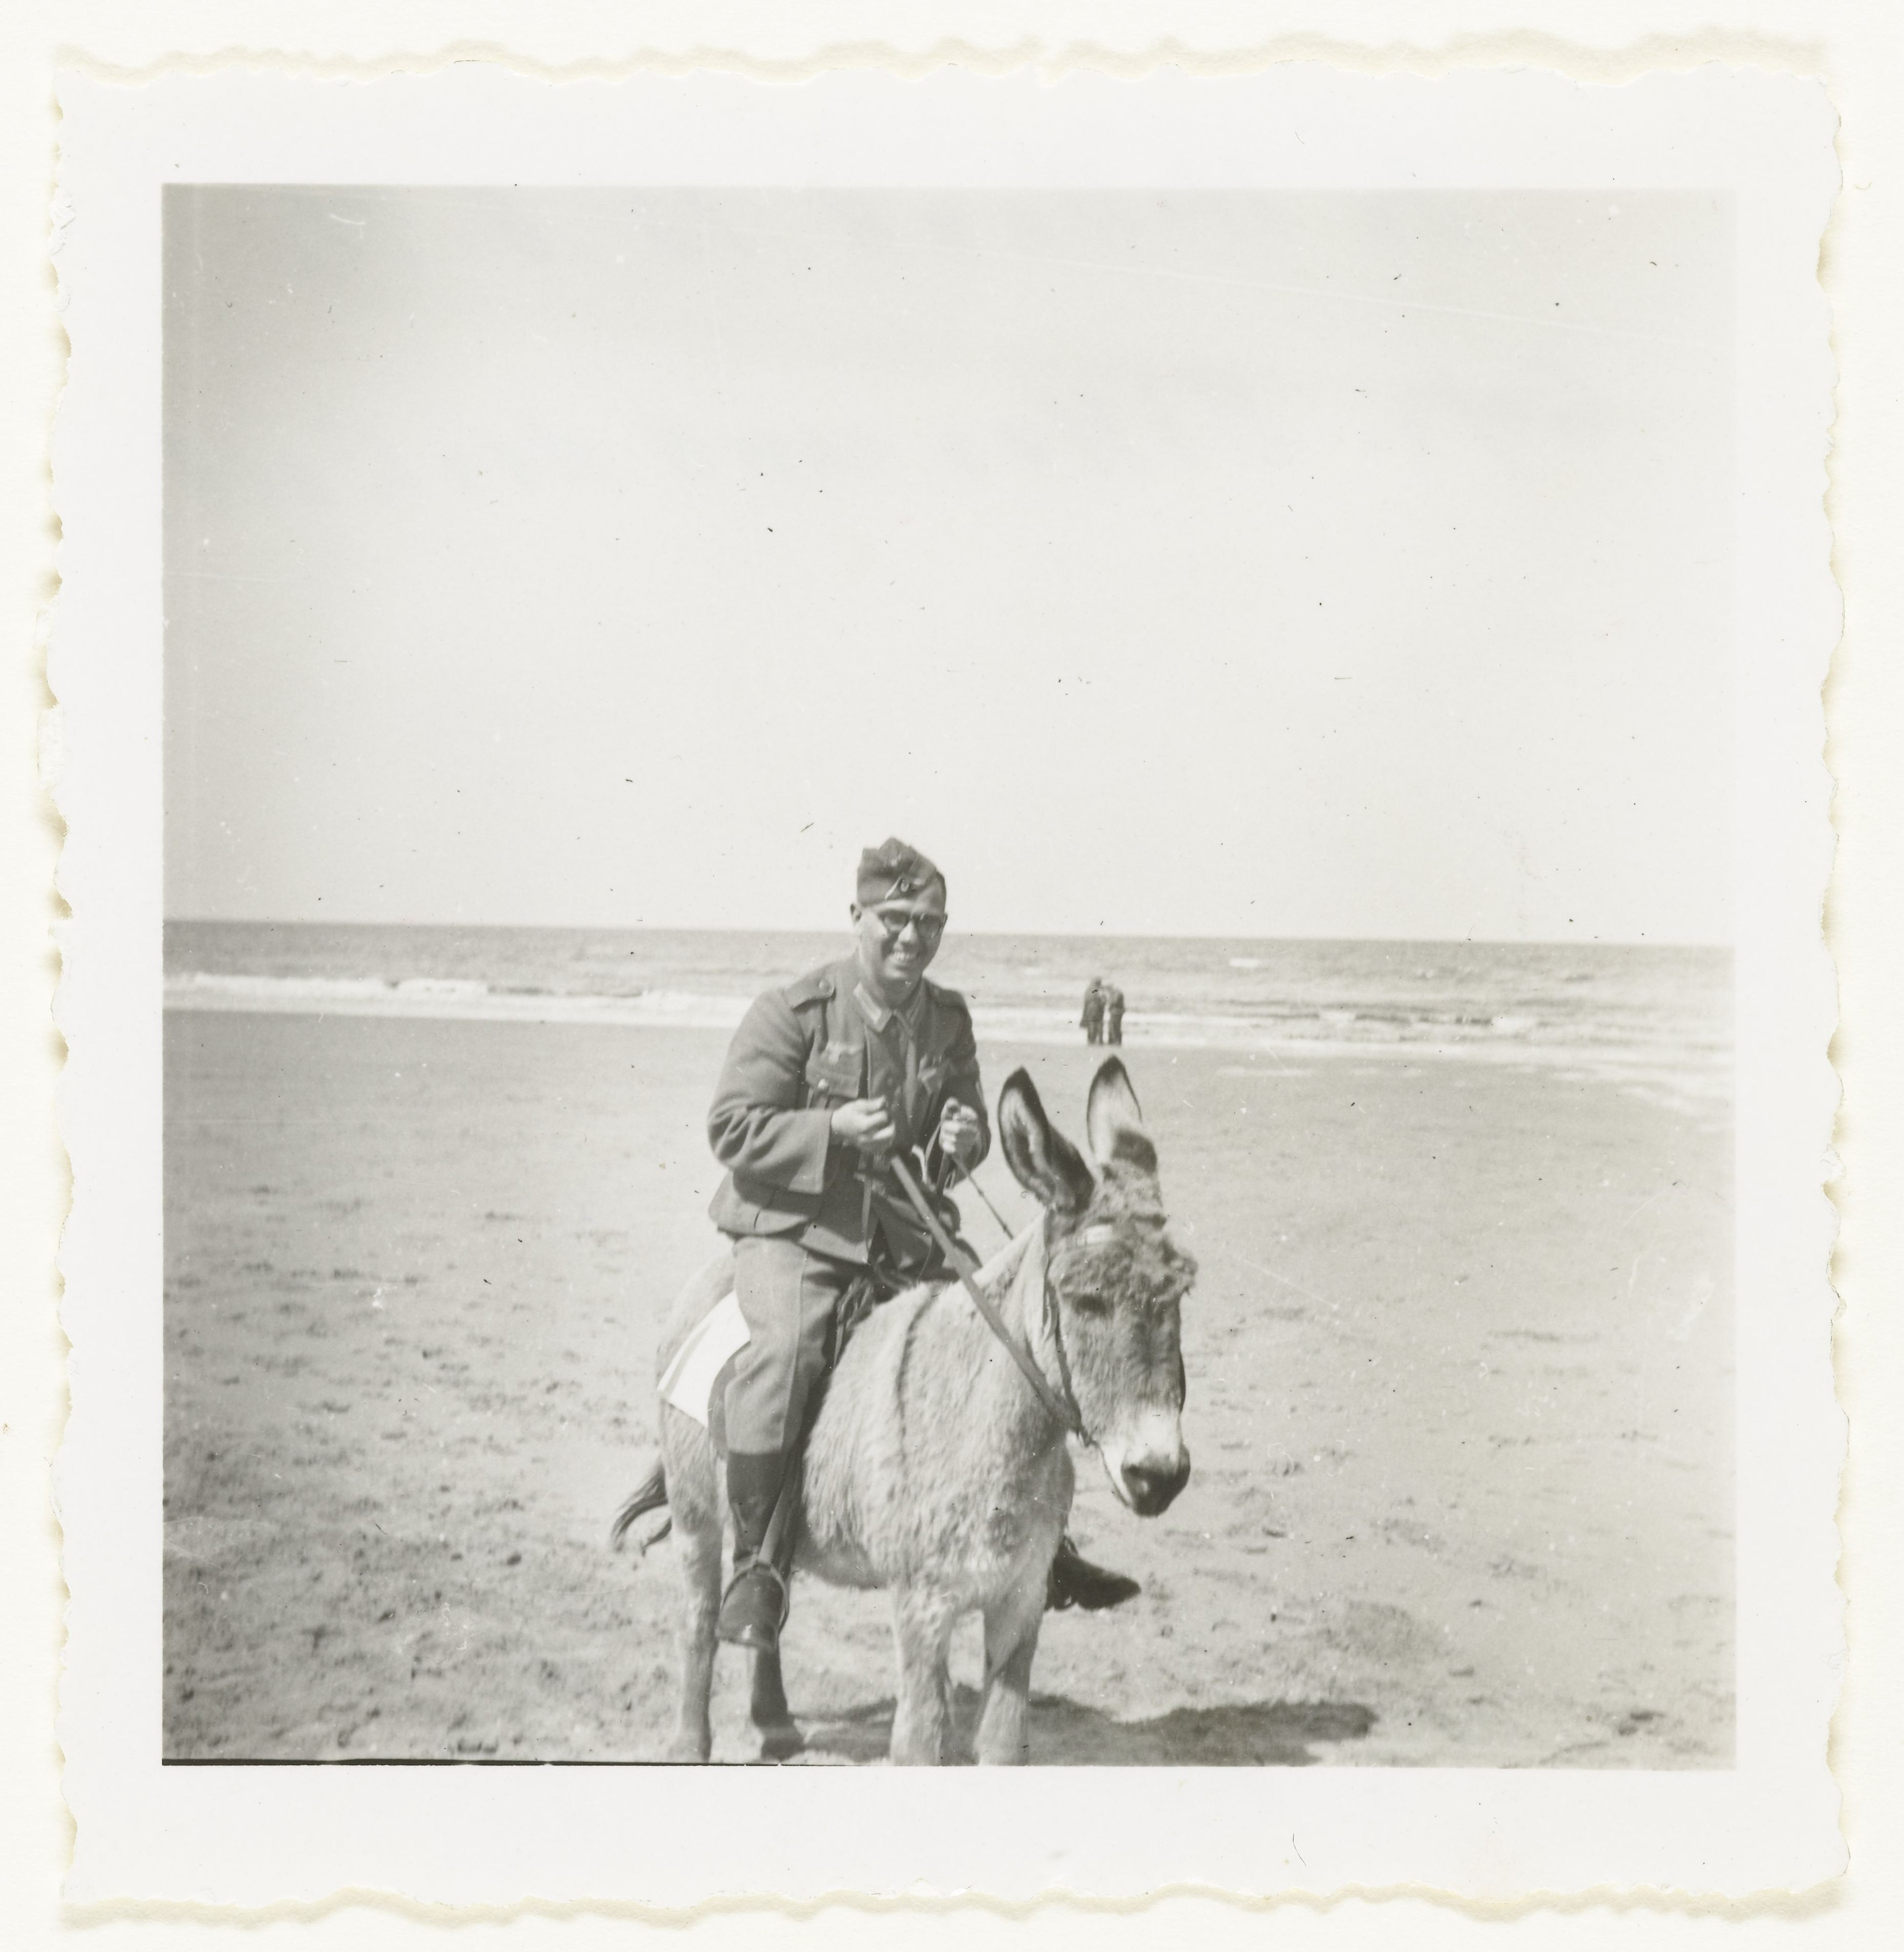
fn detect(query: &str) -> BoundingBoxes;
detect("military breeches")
[722,1237,858,1459]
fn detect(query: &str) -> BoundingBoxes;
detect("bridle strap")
[886,1155,1089,1442]
[1043,1277,1084,1434]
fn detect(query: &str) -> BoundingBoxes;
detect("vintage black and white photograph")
[154,177,1741,1772]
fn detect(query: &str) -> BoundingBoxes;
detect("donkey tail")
[608,1457,672,1554]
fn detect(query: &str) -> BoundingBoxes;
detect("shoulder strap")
[781,965,839,1010]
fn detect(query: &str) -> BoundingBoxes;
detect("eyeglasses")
[869,907,946,946]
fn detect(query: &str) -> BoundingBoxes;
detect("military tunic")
[706,954,989,1456]
[707,954,988,1266]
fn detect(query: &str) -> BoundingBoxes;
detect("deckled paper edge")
[40,35,1846,1927]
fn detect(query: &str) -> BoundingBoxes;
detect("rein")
[886,1154,1091,1446]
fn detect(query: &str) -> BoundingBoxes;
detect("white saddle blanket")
[655,1223,1038,1434]
[658,1290,751,1430]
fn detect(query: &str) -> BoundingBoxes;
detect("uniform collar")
[852,977,928,1036]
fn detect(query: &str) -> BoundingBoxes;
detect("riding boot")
[718,1452,791,1651]
[1046,1533,1141,1612]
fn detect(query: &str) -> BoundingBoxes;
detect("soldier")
[1103,982,1126,1047]
[1081,977,1107,1045]
[706,839,1137,1652]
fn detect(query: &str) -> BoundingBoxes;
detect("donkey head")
[997,1058,1196,1516]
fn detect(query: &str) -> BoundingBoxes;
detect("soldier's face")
[851,892,948,996]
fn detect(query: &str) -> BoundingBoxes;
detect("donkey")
[616,1056,1196,1766]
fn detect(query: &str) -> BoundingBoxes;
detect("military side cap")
[857,837,945,905]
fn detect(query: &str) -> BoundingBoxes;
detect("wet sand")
[163,1012,1732,1766]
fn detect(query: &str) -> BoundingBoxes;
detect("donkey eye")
[1066,1288,1110,1314]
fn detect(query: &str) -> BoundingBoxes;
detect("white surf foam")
[161,971,1729,1105]
[164,971,752,1030]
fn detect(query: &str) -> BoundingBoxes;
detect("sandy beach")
[163,1010,1732,1767]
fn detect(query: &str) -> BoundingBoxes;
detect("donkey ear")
[1087,1057,1157,1174]
[998,1068,1095,1215]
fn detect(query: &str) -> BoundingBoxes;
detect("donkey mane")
[1049,1163,1197,1316]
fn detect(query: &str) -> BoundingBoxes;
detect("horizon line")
[162,915,1732,953]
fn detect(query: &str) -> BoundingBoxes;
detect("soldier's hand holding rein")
[936,1100,983,1168]
[831,1096,898,1158]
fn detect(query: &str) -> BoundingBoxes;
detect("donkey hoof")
[756,1718,804,1762]
[666,1731,712,1764]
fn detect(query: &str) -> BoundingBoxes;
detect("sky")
[164,186,1734,942]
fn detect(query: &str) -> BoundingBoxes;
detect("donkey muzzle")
[1104,1414,1191,1516]
[1119,1452,1190,1516]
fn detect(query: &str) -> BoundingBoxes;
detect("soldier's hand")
[937,1100,982,1166]
[831,1097,897,1157]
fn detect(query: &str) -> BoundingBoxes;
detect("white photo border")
[52,62,1842,1903]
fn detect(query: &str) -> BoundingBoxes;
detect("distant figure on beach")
[1081,978,1107,1045]
[1103,983,1126,1047]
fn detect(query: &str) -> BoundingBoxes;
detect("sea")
[164,921,1732,1111]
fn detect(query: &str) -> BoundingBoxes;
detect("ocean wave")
[164,971,754,1030]
[160,970,1730,1099]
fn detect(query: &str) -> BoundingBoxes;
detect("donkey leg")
[668,1509,723,1763]
[975,1571,1047,1766]
[887,1585,959,1767]
[749,1645,804,1762]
